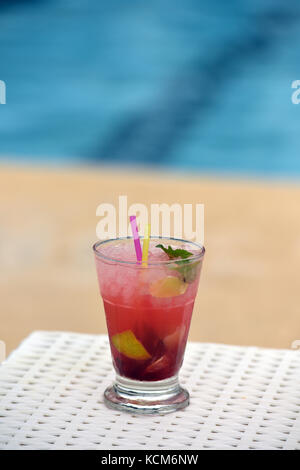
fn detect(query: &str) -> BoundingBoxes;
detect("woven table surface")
[0,331,299,450]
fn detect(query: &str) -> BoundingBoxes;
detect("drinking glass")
[93,237,205,414]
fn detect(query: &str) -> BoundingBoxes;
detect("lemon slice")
[150,276,188,298]
[111,330,151,360]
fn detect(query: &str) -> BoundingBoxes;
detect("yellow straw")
[142,224,151,266]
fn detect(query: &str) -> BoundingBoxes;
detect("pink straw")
[130,215,142,263]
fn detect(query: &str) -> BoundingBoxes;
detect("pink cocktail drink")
[94,237,205,414]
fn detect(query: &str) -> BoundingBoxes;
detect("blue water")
[0,0,300,177]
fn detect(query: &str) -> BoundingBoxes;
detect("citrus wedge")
[163,326,185,351]
[144,355,170,374]
[111,330,151,360]
[149,276,188,298]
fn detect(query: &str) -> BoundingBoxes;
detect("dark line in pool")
[89,3,300,165]
[0,0,43,8]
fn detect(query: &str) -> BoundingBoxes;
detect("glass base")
[104,374,189,415]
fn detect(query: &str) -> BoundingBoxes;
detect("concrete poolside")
[1,165,300,355]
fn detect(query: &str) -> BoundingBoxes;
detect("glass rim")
[93,236,205,266]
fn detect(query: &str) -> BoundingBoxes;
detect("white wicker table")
[0,331,299,450]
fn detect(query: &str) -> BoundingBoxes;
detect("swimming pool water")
[0,0,299,178]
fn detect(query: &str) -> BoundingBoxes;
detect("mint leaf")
[156,244,199,283]
[155,244,193,259]
[174,259,199,283]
